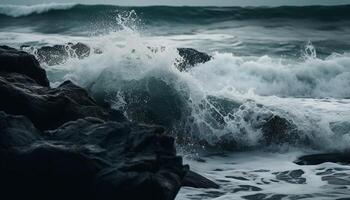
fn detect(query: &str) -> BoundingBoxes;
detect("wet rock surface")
[176,48,211,71]
[0,46,217,200]
[0,45,49,86]
[295,153,350,165]
[0,73,111,130]
[26,42,91,66]
[273,169,306,184]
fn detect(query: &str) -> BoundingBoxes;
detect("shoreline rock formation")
[0,45,218,200]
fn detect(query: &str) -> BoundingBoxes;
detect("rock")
[36,42,91,66]
[0,46,215,199]
[70,42,90,58]
[273,169,306,184]
[232,185,262,193]
[176,48,211,71]
[182,170,220,189]
[0,45,49,86]
[261,115,299,145]
[0,73,110,130]
[322,175,350,185]
[0,143,103,200]
[0,111,42,148]
[295,153,350,165]
[0,114,194,200]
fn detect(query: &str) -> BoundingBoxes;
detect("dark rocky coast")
[2,44,350,200]
[0,45,218,200]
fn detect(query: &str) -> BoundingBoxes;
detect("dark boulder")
[48,118,188,200]
[295,153,350,165]
[0,111,42,148]
[0,115,197,200]
[0,45,49,86]
[176,48,211,71]
[35,42,91,66]
[261,115,299,145]
[182,170,220,189]
[0,73,110,130]
[0,143,103,200]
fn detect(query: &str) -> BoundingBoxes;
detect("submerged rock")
[273,169,306,184]
[295,153,350,165]
[35,42,91,65]
[0,45,49,86]
[261,115,299,145]
[176,48,211,71]
[182,170,220,189]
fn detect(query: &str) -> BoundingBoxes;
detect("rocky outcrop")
[0,113,198,200]
[0,45,218,200]
[261,115,299,145]
[0,111,42,148]
[23,43,212,71]
[24,42,91,66]
[176,48,211,71]
[0,45,49,86]
[295,153,350,165]
[0,73,111,130]
[182,170,220,189]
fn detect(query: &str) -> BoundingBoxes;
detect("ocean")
[1,3,350,199]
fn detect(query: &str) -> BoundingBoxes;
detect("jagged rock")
[0,46,216,199]
[273,169,306,184]
[0,142,103,200]
[261,115,299,145]
[0,115,192,200]
[35,42,91,65]
[0,111,42,148]
[49,118,189,200]
[182,170,220,189]
[0,73,111,130]
[295,153,350,165]
[176,48,211,71]
[0,45,49,86]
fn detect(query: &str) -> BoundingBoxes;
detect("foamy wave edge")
[0,3,77,17]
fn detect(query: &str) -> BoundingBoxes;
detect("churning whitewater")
[1,3,350,199]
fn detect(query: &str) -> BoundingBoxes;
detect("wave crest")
[0,3,77,17]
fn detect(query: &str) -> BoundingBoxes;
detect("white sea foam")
[36,28,350,151]
[0,3,76,17]
[3,10,350,151]
[177,151,350,200]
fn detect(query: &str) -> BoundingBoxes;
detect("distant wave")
[1,4,350,21]
[0,3,77,17]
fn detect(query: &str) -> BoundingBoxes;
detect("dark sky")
[2,0,350,6]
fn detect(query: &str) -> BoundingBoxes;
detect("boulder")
[0,114,193,200]
[182,170,220,189]
[176,48,211,71]
[48,118,189,200]
[0,111,42,148]
[0,73,111,130]
[0,45,49,86]
[35,42,91,66]
[261,115,299,145]
[295,153,350,165]
[0,143,103,200]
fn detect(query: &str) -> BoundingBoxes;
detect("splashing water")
[3,6,350,199]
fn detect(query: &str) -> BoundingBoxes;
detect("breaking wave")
[0,3,77,17]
